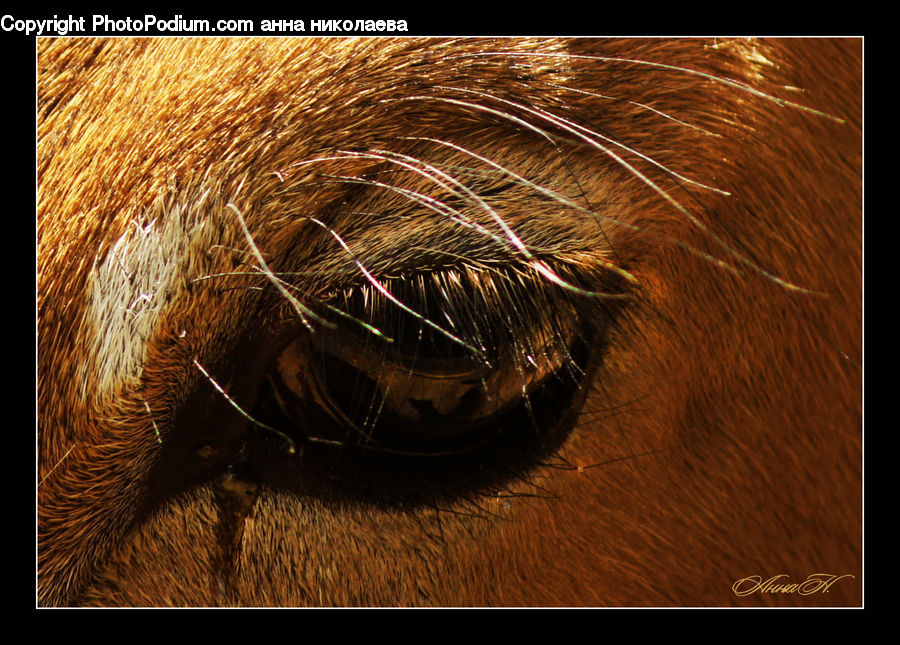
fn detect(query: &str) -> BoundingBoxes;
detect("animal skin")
[37,37,862,607]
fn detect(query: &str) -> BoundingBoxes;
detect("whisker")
[291,160,507,246]
[542,80,721,137]
[454,51,845,123]
[362,147,536,257]
[576,444,687,471]
[394,93,821,295]
[303,433,499,458]
[360,383,390,441]
[431,87,737,241]
[190,270,271,284]
[292,156,615,302]
[294,152,517,249]
[255,267,395,343]
[38,443,77,487]
[192,358,297,454]
[226,203,334,332]
[142,397,162,444]
[303,216,489,363]
[320,149,628,299]
[590,443,688,469]
[437,85,730,196]
[364,147,628,299]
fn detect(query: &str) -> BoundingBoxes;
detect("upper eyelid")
[311,249,625,300]
[316,260,614,347]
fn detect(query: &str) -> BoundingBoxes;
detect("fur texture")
[38,37,862,606]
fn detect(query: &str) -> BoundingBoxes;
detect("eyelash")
[265,260,626,455]
[334,265,575,355]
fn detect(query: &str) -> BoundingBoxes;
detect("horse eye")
[265,267,586,456]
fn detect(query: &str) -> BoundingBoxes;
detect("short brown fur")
[38,37,862,606]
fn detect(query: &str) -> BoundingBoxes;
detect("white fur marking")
[87,193,223,397]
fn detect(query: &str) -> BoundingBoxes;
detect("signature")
[732,573,854,596]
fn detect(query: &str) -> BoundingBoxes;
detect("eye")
[262,263,620,458]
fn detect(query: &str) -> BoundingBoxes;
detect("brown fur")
[38,37,862,606]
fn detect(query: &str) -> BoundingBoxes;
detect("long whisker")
[438,86,730,197]
[192,358,297,454]
[542,81,720,137]
[303,216,489,363]
[291,159,631,300]
[401,136,757,289]
[454,51,845,123]
[392,92,820,295]
[142,398,162,445]
[38,444,77,487]
[259,268,395,343]
[288,156,506,245]
[431,88,742,252]
[361,148,623,299]
[294,149,603,301]
[226,203,334,331]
